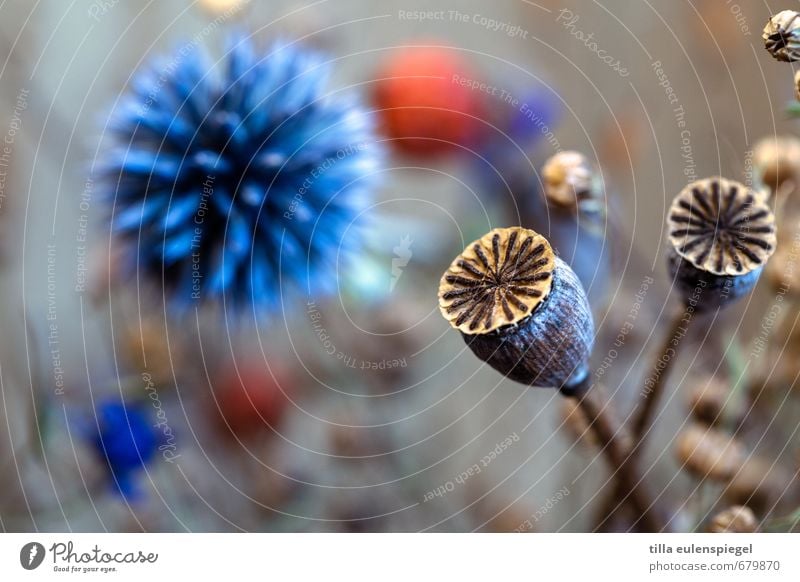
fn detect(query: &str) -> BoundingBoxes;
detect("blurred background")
[0,0,798,532]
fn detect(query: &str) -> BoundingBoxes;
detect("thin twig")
[631,307,690,444]
[595,306,689,530]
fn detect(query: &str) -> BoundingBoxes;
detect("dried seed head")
[667,177,776,310]
[753,135,800,194]
[687,375,730,426]
[763,10,800,62]
[708,506,758,533]
[439,228,555,334]
[541,151,602,212]
[675,424,745,482]
[669,177,776,276]
[439,227,594,390]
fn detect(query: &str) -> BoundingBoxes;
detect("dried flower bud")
[675,424,745,482]
[763,10,800,62]
[708,506,758,533]
[752,135,800,194]
[541,151,603,213]
[667,177,776,311]
[687,375,730,426]
[438,227,594,391]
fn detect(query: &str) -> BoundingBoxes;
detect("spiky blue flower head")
[91,400,159,499]
[101,35,381,312]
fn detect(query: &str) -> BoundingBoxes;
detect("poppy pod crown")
[763,10,800,62]
[666,176,777,310]
[438,227,594,392]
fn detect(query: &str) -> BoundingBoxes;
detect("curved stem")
[631,306,690,444]
[595,306,690,530]
[566,381,673,532]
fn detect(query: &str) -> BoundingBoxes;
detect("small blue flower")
[91,401,159,499]
[101,35,381,312]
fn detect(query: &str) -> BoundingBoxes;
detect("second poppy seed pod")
[667,177,777,312]
[439,227,594,392]
[763,10,800,62]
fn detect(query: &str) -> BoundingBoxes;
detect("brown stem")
[595,306,690,530]
[567,382,673,532]
[631,307,690,444]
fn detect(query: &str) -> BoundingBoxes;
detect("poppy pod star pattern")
[439,227,594,391]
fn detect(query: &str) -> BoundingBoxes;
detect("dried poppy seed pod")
[667,176,777,312]
[675,424,745,482]
[708,506,758,533]
[439,227,594,392]
[541,151,603,213]
[752,135,800,195]
[763,10,800,62]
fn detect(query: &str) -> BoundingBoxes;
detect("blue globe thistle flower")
[101,36,381,312]
[91,400,159,499]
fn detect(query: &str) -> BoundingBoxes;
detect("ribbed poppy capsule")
[763,10,800,62]
[666,177,777,312]
[438,227,594,392]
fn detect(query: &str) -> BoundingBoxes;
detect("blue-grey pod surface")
[438,227,594,391]
[666,176,776,312]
